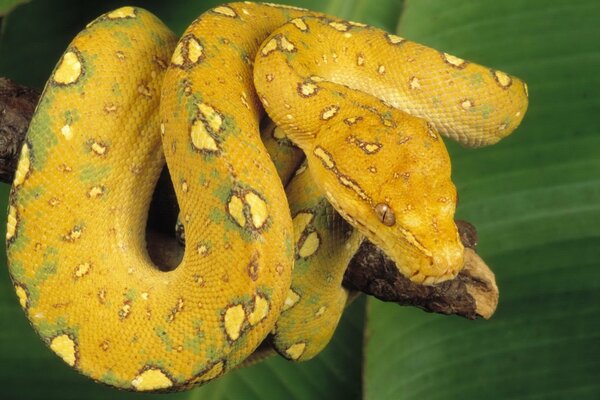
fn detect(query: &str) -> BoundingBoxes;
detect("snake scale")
[5,2,528,392]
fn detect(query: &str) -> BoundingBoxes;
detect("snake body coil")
[6,3,528,391]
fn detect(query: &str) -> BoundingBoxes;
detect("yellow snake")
[5,2,528,392]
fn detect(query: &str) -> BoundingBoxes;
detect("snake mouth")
[408,246,464,285]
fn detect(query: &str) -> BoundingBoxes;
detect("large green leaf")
[365,1,600,399]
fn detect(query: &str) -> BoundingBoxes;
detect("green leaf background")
[0,0,598,399]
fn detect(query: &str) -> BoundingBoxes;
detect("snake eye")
[375,203,395,226]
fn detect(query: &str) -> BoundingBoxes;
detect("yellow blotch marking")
[53,51,82,85]
[349,20,367,27]
[298,82,318,97]
[195,361,224,383]
[442,52,466,68]
[329,21,349,32]
[261,38,278,56]
[409,76,421,90]
[321,105,340,120]
[285,342,306,360]
[119,302,131,320]
[213,5,237,17]
[248,295,269,325]
[141,292,149,300]
[87,185,105,198]
[315,306,327,317]
[91,141,107,155]
[294,163,307,176]
[378,64,386,74]
[13,143,30,187]
[107,6,136,19]
[63,226,83,242]
[74,262,91,278]
[171,42,185,66]
[48,197,60,207]
[224,304,245,341]
[197,243,209,256]
[50,335,77,367]
[6,205,17,241]
[187,37,204,64]
[265,73,274,82]
[279,36,296,52]
[197,103,223,132]
[191,119,218,152]
[494,70,512,87]
[272,126,286,140]
[290,18,308,31]
[131,368,173,391]
[344,116,362,125]
[282,289,301,311]
[61,124,73,140]
[364,143,381,153]
[245,191,268,229]
[292,212,313,244]
[313,146,335,169]
[299,231,320,258]
[386,33,405,44]
[461,99,474,110]
[15,284,27,309]
[137,84,151,98]
[227,195,246,227]
[339,175,369,201]
[240,92,250,109]
[357,53,365,66]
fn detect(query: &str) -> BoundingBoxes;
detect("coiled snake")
[5,2,528,392]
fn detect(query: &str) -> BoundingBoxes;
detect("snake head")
[307,111,464,285]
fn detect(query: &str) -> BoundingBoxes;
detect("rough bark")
[0,77,499,319]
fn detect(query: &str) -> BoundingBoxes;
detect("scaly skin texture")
[261,120,363,361]
[253,15,528,283]
[6,2,528,392]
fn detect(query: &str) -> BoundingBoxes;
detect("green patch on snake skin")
[28,103,57,171]
[185,93,203,121]
[184,324,206,355]
[6,219,29,254]
[469,72,485,88]
[479,103,495,119]
[33,261,58,285]
[211,181,232,203]
[125,287,138,302]
[284,233,294,259]
[79,164,112,182]
[7,260,25,281]
[150,30,168,47]
[154,326,175,352]
[100,371,128,388]
[37,317,74,338]
[113,30,134,48]
[111,82,122,97]
[64,108,80,124]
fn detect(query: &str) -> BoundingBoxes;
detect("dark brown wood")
[0,77,498,319]
[0,78,39,182]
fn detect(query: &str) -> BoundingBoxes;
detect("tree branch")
[0,77,498,319]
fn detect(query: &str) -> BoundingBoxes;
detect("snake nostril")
[374,203,395,226]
